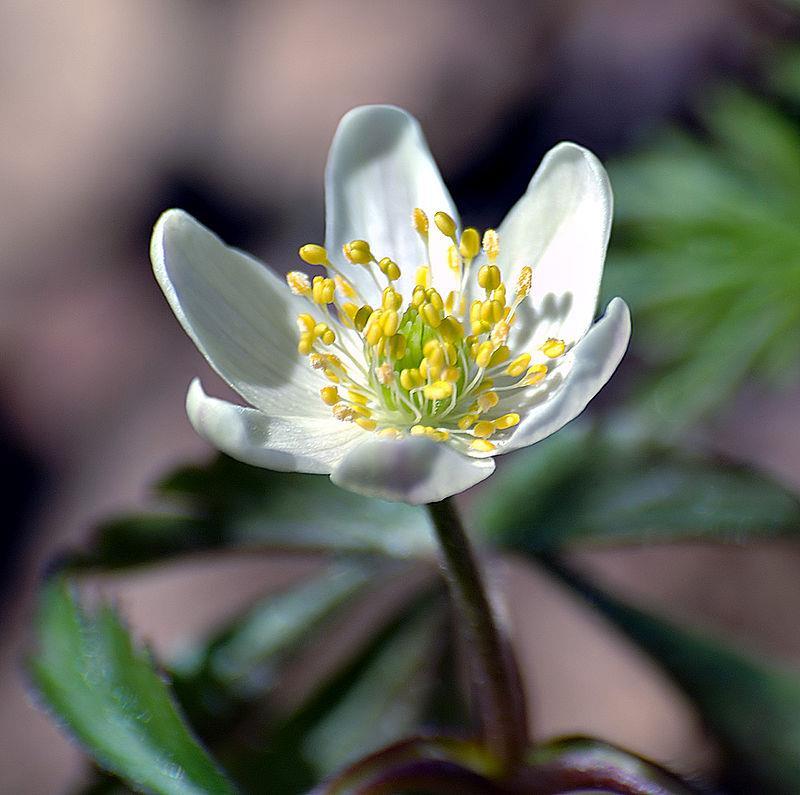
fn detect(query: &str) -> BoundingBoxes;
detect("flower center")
[286,209,566,455]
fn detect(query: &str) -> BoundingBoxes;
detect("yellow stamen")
[542,338,566,358]
[415,265,430,288]
[356,417,377,431]
[434,211,457,239]
[320,386,339,406]
[506,353,531,377]
[423,380,453,400]
[521,364,548,385]
[470,439,496,452]
[472,421,495,439]
[286,271,311,295]
[477,391,500,412]
[482,229,499,262]
[459,227,480,259]
[494,413,520,430]
[343,239,372,265]
[447,245,461,273]
[478,265,501,291]
[412,208,429,236]
[298,244,328,266]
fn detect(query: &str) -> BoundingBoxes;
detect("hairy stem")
[427,497,528,773]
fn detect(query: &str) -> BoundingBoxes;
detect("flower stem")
[426,497,528,774]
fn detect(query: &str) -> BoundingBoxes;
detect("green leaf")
[226,588,446,794]
[170,561,376,736]
[30,579,237,795]
[605,84,800,426]
[478,424,800,551]
[70,457,435,571]
[542,559,800,795]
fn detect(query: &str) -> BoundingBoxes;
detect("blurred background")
[3,0,800,791]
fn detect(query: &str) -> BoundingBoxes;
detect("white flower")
[151,105,630,505]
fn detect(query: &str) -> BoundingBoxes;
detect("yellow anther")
[426,288,444,312]
[506,353,532,377]
[489,345,510,367]
[542,338,566,358]
[379,257,401,281]
[286,271,311,295]
[412,285,427,307]
[386,334,407,360]
[332,403,357,422]
[472,421,496,439]
[352,404,372,417]
[354,305,373,332]
[320,328,336,345]
[434,211,457,239]
[297,313,316,332]
[426,344,445,368]
[412,208,429,236]
[445,290,456,314]
[470,439,496,452]
[447,245,461,273]
[478,264,502,291]
[410,424,427,436]
[400,368,422,391]
[442,366,461,382]
[423,339,440,357]
[492,285,507,306]
[298,244,328,266]
[482,229,500,262]
[490,320,511,346]
[376,362,395,383]
[312,276,336,304]
[313,322,328,336]
[334,275,356,298]
[475,378,495,393]
[343,240,372,265]
[298,333,314,355]
[475,341,494,368]
[341,302,359,326]
[444,342,459,364]
[458,414,478,430]
[379,427,403,439]
[522,363,548,385]
[365,318,383,346]
[470,301,482,323]
[347,390,369,405]
[415,265,430,288]
[480,299,504,324]
[356,417,377,431]
[423,380,453,401]
[309,353,326,370]
[382,286,402,310]
[324,369,340,383]
[477,391,500,412]
[381,310,400,337]
[459,227,480,259]
[320,386,340,406]
[439,316,465,343]
[495,412,520,430]
[422,302,443,328]
[431,430,450,442]
[516,266,532,298]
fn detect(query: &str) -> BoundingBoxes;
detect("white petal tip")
[330,436,494,505]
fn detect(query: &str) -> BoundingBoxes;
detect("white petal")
[331,435,495,505]
[186,379,363,474]
[495,142,613,349]
[500,297,630,454]
[152,209,327,418]
[325,105,460,301]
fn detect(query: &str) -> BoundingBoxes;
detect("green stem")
[427,497,528,773]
